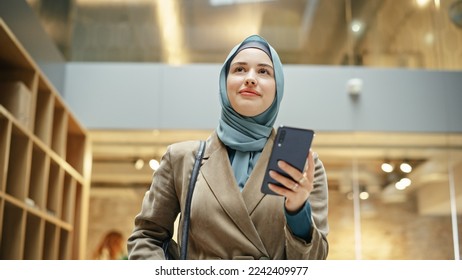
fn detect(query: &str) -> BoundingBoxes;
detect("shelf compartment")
[43,221,59,259]
[5,126,32,200]
[0,81,33,129]
[51,101,68,158]
[0,202,26,259]
[61,173,76,224]
[34,79,54,146]
[72,181,85,260]
[24,213,44,259]
[29,144,50,210]
[0,69,38,134]
[66,116,87,174]
[0,113,11,193]
[0,68,37,92]
[59,228,72,260]
[46,160,63,219]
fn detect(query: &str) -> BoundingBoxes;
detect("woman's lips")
[239,88,260,96]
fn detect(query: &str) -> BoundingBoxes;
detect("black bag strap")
[179,140,206,260]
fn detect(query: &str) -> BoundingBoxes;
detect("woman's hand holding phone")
[268,150,315,213]
[260,125,316,213]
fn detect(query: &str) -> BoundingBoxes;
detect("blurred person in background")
[93,230,127,260]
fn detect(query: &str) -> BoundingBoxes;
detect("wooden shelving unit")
[0,18,91,259]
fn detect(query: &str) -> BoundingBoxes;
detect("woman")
[127,34,329,260]
[93,230,127,260]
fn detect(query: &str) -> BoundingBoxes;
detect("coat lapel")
[201,132,273,256]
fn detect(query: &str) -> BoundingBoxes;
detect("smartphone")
[261,126,315,195]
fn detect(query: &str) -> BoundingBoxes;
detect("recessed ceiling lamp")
[381,161,394,173]
[149,159,160,171]
[415,0,431,7]
[400,160,412,173]
[359,186,369,200]
[156,0,186,64]
[395,178,412,190]
[134,158,144,170]
[351,20,362,33]
[359,190,369,200]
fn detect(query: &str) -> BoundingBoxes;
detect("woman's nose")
[245,73,257,86]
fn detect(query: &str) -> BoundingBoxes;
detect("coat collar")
[200,130,276,256]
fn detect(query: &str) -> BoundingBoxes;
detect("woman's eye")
[259,68,272,75]
[235,66,245,72]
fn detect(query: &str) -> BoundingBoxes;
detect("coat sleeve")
[284,154,329,259]
[126,146,181,260]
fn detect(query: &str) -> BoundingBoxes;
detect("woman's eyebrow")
[230,61,247,66]
[258,63,274,69]
[231,61,273,69]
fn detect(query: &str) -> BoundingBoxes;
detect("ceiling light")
[346,192,354,200]
[350,20,364,35]
[149,159,160,171]
[381,161,394,173]
[359,185,369,200]
[395,178,411,190]
[400,161,412,173]
[424,32,434,45]
[134,158,144,170]
[156,0,186,64]
[359,191,369,200]
[351,21,362,33]
[434,0,440,10]
[415,0,431,7]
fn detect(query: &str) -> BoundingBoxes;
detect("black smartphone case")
[260,126,315,195]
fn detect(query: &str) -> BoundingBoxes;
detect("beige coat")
[127,130,329,260]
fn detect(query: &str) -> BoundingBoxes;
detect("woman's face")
[226,48,276,117]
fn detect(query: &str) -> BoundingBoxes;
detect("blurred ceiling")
[27,0,462,67]
[28,0,336,63]
[25,0,462,215]
[25,0,414,65]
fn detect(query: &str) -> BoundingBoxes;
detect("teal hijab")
[216,34,284,189]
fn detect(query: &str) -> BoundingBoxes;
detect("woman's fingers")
[269,170,299,191]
